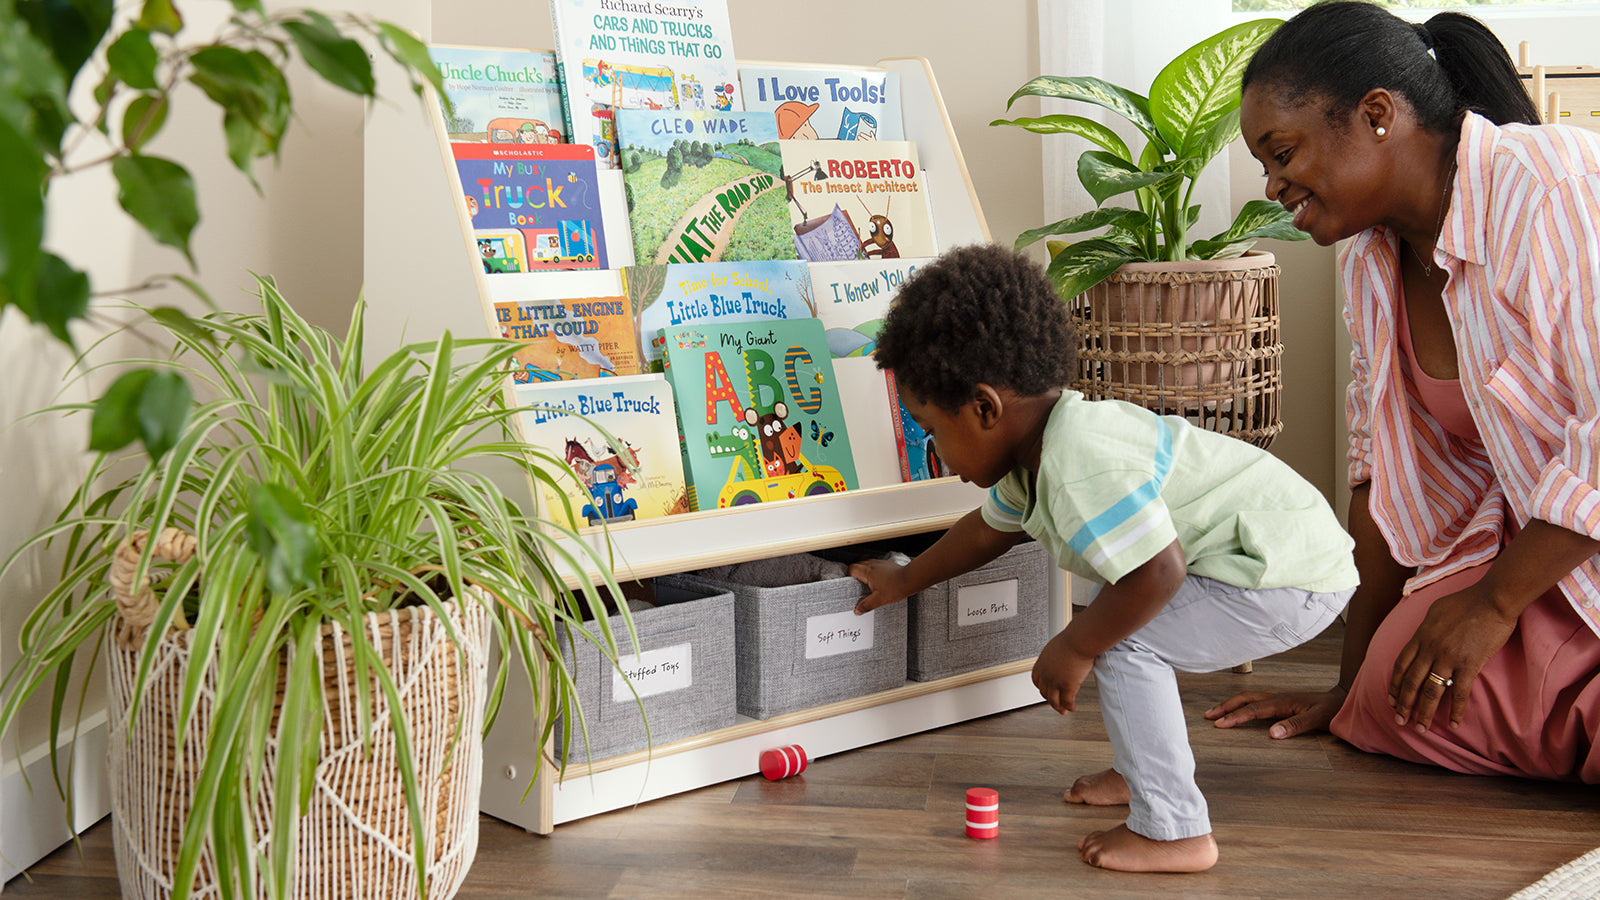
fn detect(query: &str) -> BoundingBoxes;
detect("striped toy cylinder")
[759,744,808,780]
[965,787,999,839]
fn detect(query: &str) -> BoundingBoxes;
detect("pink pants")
[1330,563,1600,782]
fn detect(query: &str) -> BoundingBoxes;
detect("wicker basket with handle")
[105,528,489,899]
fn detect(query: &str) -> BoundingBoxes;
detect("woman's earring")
[1376,126,1388,137]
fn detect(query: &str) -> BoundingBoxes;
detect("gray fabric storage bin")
[907,539,1051,681]
[658,554,908,719]
[556,581,736,762]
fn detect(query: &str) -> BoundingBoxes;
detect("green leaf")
[1166,109,1239,181]
[112,153,198,266]
[0,15,71,153]
[375,22,445,98]
[121,94,168,151]
[1149,18,1280,163]
[1077,150,1179,207]
[227,0,265,11]
[1014,207,1146,251]
[148,306,218,348]
[282,16,376,97]
[134,0,183,36]
[0,117,47,317]
[33,252,89,345]
[88,368,152,452]
[1006,75,1158,145]
[189,46,291,178]
[106,29,160,90]
[18,0,114,80]
[136,370,192,461]
[990,112,1132,162]
[247,483,320,596]
[1046,239,1139,300]
[1190,199,1309,258]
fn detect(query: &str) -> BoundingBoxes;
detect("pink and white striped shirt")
[1342,111,1600,636]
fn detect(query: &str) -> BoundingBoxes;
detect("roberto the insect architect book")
[659,317,858,512]
[779,140,936,263]
[515,374,690,529]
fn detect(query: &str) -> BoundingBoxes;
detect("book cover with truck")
[452,142,608,273]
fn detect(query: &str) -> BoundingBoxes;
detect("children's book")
[549,0,740,170]
[515,374,690,528]
[659,317,857,511]
[778,140,937,262]
[428,44,566,144]
[623,260,813,371]
[493,270,642,381]
[805,258,936,488]
[882,369,945,483]
[613,109,796,264]
[739,63,904,142]
[452,142,608,273]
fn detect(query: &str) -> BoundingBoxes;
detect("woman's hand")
[1032,629,1096,714]
[1204,687,1348,739]
[1388,585,1516,733]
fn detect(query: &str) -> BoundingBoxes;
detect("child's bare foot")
[1077,824,1218,872]
[1063,768,1131,805]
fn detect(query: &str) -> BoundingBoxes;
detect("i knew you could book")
[452,142,608,273]
[614,108,795,264]
[659,317,857,511]
[778,140,936,263]
[515,374,689,528]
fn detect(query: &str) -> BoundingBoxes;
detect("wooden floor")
[8,619,1600,899]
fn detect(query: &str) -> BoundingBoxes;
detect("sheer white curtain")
[1036,0,1237,240]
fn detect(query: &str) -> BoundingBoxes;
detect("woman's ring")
[1426,672,1452,687]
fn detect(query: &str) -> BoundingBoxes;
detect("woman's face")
[1240,86,1390,246]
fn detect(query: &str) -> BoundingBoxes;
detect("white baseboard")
[0,709,110,883]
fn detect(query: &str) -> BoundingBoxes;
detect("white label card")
[805,609,876,659]
[611,642,693,702]
[958,579,1019,627]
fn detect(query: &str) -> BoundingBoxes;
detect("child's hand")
[850,558,910,615]
[1032,629,1095,714]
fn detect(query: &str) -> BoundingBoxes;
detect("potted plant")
[992,18,1309,445]
[0,277,633,898]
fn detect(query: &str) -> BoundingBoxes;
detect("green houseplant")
[0,278,634,898]
[992,18,1307,299]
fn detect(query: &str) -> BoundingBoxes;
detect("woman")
[1209,0,1600,781]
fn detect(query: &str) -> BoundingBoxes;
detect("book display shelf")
[362,56,1068,834]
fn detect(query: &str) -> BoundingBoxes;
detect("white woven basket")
[106,529,489,899]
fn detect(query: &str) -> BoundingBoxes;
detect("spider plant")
[0,275,633,898]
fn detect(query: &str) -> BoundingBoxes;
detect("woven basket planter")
[105,529,490,899]
[1069,251,1282,448]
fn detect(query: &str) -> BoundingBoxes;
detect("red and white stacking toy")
[759,744,808,780]
[965,787,999,839]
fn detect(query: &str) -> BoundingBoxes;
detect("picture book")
[885,369,945,483]
[807,257,936,488]
[493,269,642,381]
[659,317,857,511]
[739,63,904,142]
[778,140,937,262]
[515,374,690,528]
[549,0,740,170]
[623,260,813,371]
[428,44,566,144]
[613,108,797,264]
[452,142,608,273]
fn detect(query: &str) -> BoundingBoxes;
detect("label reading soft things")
[611,642,693,702]
[805,609,876,659]
[958,580,1019,626]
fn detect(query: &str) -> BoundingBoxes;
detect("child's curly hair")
[874,244,1077,410]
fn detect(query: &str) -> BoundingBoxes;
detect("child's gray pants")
[1091,575,1353,841]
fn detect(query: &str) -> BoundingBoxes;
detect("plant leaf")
[375,22,445,98]
[136,370,192,461]
[282,16,376,97]
[1167,108,1239,181]
[106,28,160,90]
[18,0,115,79]
[247,483,321,596]
[0,117,48,318]
[1150,18,1280,162]
[134,0,183,36]
[1014,207,1146,251]
[1190,198,1308,258]
[990,113,1130,161]
[1006,75,1158,145]
[33,251,89,345]
[112,153,198,266]
[1045,238,1139,300]
[1077,150,1179,207]
[121,93,168,151]
[88,368,152,452]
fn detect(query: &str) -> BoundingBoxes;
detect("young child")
[850,244,1358,873]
